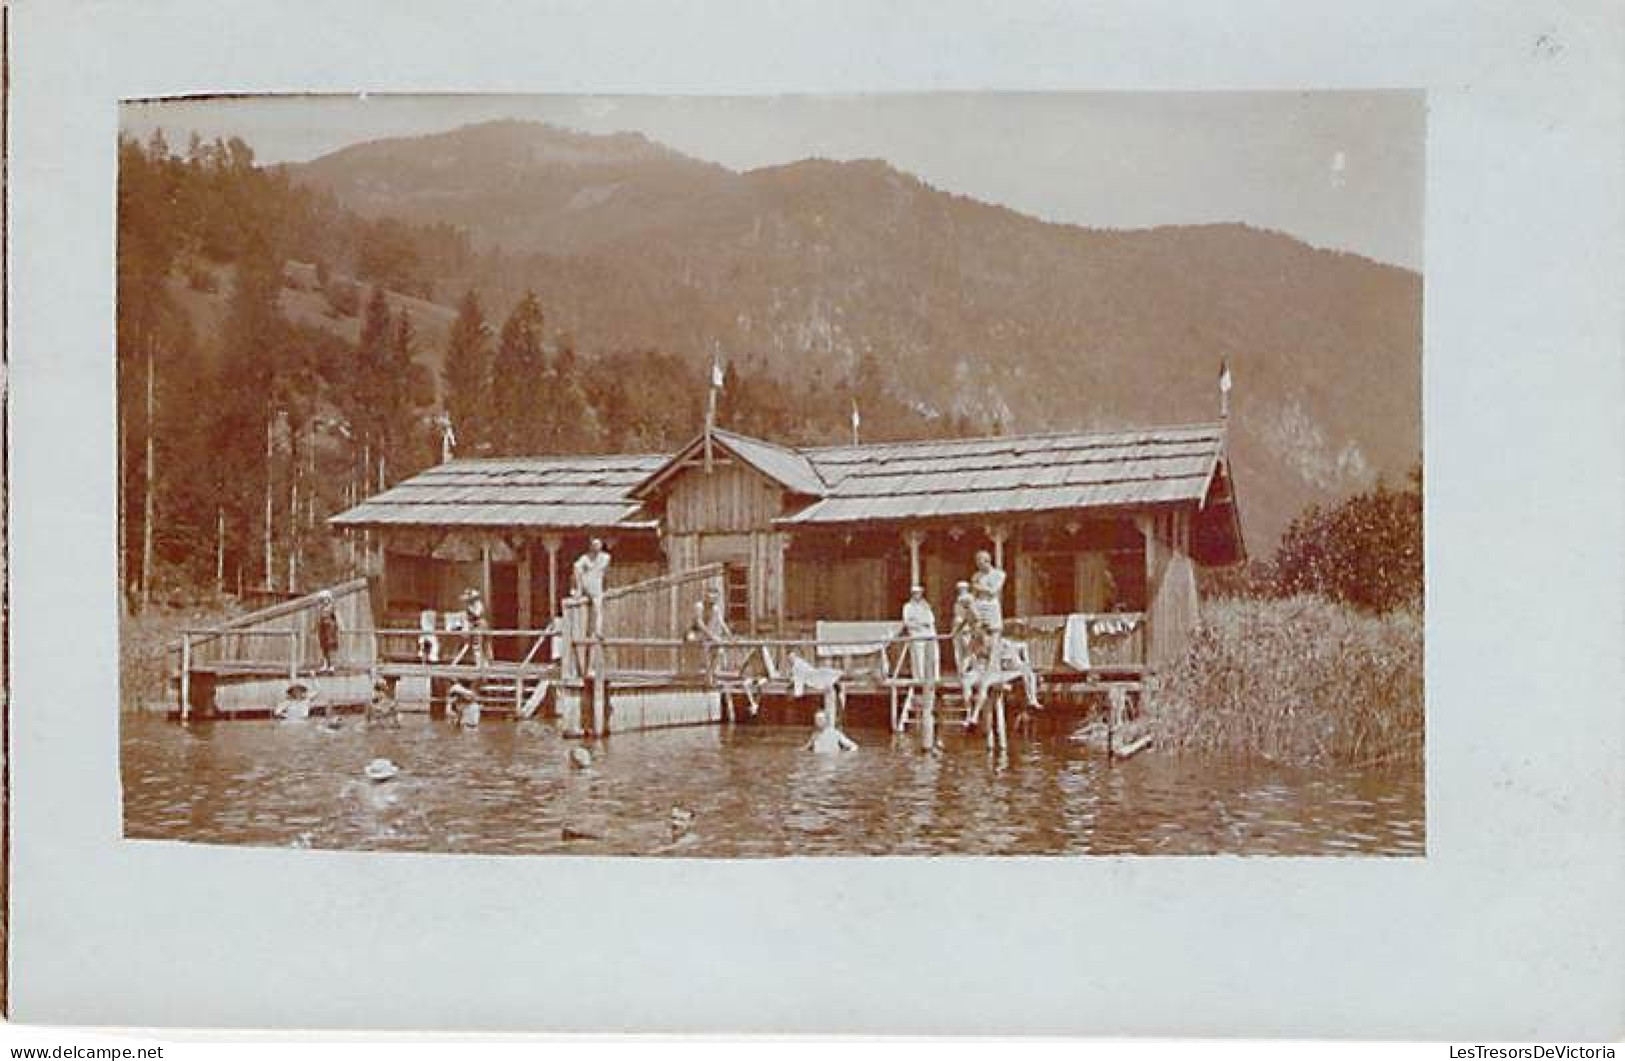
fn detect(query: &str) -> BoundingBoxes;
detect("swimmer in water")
[805,709,858,754]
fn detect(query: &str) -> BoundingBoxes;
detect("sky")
[121,92,1424,270]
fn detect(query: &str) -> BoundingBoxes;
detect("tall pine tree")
[489,292,547,454]
[442,289,491,455]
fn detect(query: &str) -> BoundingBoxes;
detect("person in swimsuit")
[688,584,732,679]
[315,591,340,674]
[461,588,489,666]
[970,549,1006,669]
[571,537,612,639]
[805,709,858,754]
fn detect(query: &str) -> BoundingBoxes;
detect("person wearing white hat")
[900,584,939,683]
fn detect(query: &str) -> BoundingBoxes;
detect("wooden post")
[904,528,924,587]
[517,541,533,631]
[1136,515,1156,670]
[919,679,936,751]
[543,534,562,620]
[987,523,1008,570]
[179,632,192,721]
[480,539,493,610]
[288,628,299,682]
[591,643,608,735]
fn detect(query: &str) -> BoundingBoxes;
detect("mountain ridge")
[288,119,1422,550]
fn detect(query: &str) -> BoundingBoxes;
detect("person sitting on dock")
[273,682,316,722]
[447,682,481,728]
[687,584,732,678]
[572,537,612,639]
[996,636,1043,712]
[315,591,340,674]
[788,649,844,720]
[961,634,1012,751]
[805,709,858,754]
[366,676,402,729]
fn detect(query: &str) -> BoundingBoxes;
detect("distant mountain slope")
[293,120,1422,550]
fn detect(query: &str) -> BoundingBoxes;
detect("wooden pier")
[171,564,1151,744]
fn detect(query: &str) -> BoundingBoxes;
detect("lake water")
[121,714,1424,857]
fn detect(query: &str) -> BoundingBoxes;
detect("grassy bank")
[120,599,244,711]
[1149,595,1423,768]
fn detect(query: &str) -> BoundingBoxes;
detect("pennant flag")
[851,399,861,433]
[711,358,725,389]
[1218,358,1233,394]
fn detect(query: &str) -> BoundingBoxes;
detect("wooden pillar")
[543,534,562,620]
[179,632,192,721]
[904,528,924,586]
[376,538,390,610]
[1135,514,1156,669]
[986,523,1008,569]
[592,663,608,735]
[517,540,533,630]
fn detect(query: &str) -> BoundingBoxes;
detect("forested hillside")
[117,120,1422,609]
[116,133,957,607]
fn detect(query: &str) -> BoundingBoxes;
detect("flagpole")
[705,357,720,473]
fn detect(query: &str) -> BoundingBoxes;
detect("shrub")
[1271,469,1423,613]
[1150,595,1423,768]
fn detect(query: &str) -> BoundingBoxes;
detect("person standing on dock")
[572,537,612,639]
[462,588,489,666]
[951,580,978,703]
[901,583,939,685]
[970,550,1006,667]
[316,590,341,674]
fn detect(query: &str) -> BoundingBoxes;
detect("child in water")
[805,709,858,754]
[366,676,401,729]
[272,682,316,721]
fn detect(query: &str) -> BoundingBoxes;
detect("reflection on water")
[120,715,1424,857]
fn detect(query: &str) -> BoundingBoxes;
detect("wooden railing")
[561,563,726,675]
[179,577,376,671]
[561,611,1147,688]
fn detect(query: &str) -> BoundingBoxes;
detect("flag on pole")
[851,399,861,444]
[440,416,457,462]
[712,358,725,389]
[1218,358,1233,394]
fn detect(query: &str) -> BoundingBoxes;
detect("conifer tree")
[442,289,491,455]
[489,292,547,454]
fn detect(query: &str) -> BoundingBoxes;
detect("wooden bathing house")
[172,420,1244,731]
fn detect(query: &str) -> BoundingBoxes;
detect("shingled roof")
[331,423,1242,562]
[786,423,1228,526]
[328,453,665,530]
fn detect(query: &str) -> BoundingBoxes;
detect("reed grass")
[120,599,243,710]
[1149,595,1423,768]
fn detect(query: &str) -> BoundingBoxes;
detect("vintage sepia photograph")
[114,92,1424,858]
